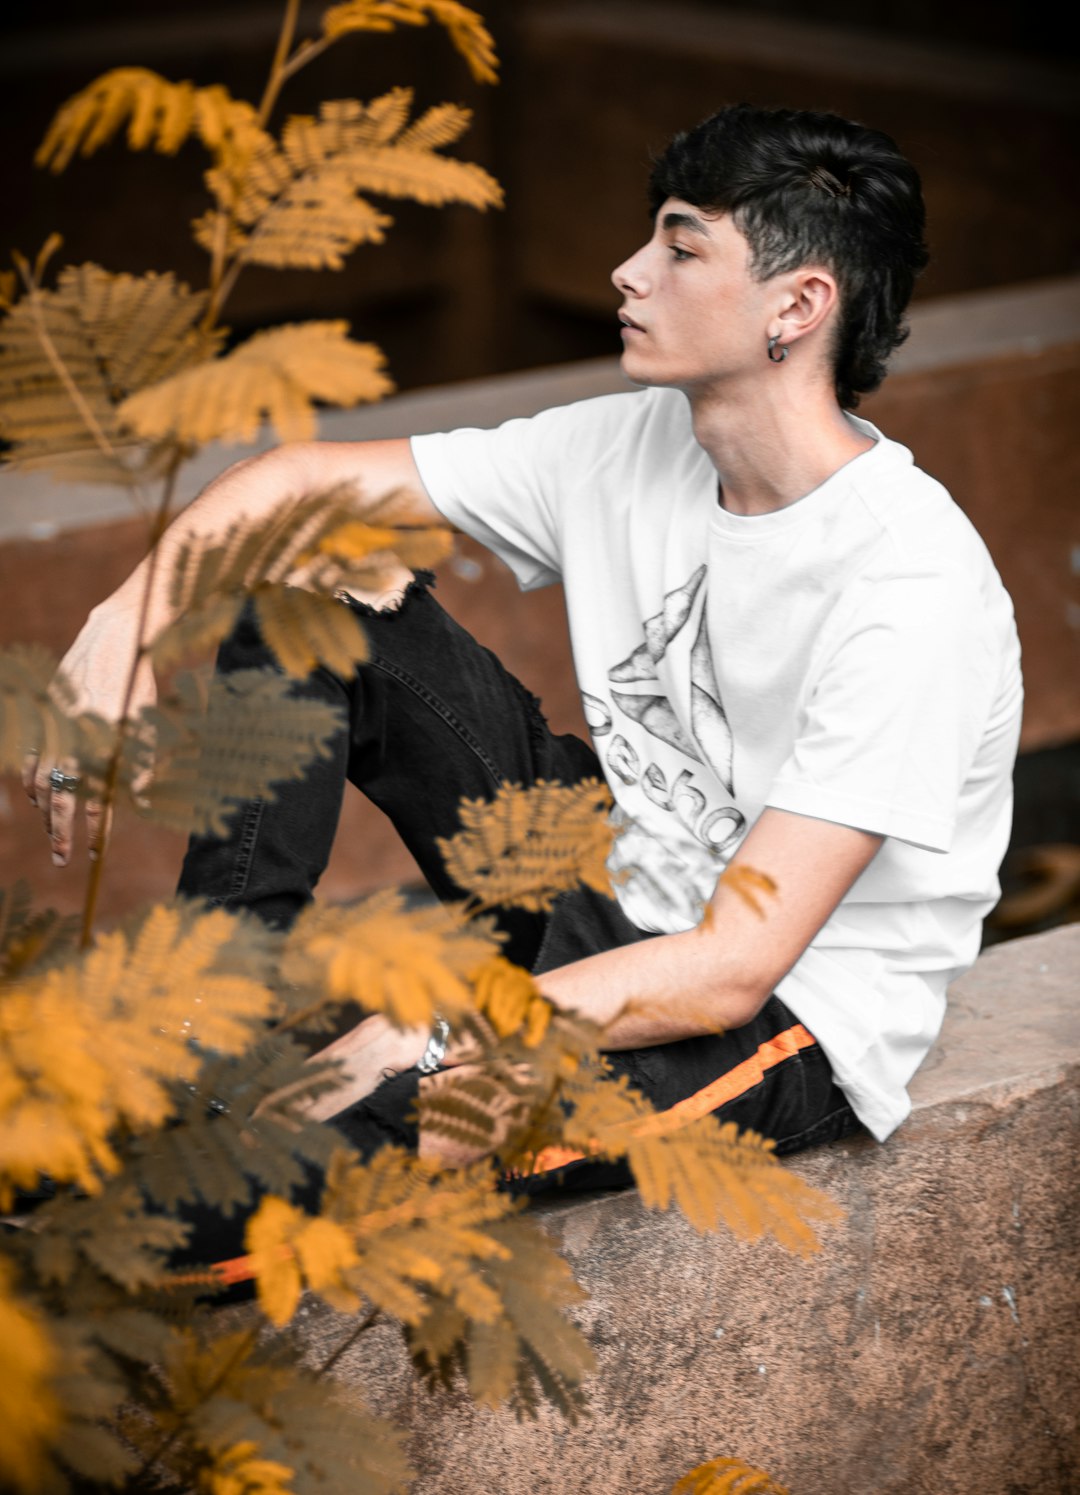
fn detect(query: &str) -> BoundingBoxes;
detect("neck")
[686,374,875,516]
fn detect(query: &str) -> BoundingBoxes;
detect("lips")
[619,311,645,333]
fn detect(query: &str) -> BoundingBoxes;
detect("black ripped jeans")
[174,574,860,1260]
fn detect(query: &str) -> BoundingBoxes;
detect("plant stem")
[201,0,306,332]
[79,453,184,947]
[279,35,333,84]
[315,1306,383,1377]
[257,0,303,130]
[127,1325,259,1489]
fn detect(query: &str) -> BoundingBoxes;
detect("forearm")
[534,810,885,1051]
[535,924,764,1050]
[99,437,435,635]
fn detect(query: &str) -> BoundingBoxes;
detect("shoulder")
[517,382,690,460]
[846,420,1007,597]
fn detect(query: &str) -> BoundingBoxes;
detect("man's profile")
[26,104,1023,1224]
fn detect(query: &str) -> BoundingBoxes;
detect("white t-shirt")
[411,386,1023,1141]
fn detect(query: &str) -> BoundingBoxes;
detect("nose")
[611,243,649,297]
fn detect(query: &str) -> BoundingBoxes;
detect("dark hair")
[648,104,929,408]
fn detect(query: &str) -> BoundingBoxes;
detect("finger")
[48,761,80,868]
[84,796,113,862]
[33,764,55,836]
[22,751,40,803]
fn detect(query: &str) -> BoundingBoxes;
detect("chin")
[619,352,671,389]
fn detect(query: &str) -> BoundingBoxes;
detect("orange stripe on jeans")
[519,1022,818,1177]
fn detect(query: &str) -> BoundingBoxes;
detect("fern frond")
[560,1068,843,1251]
[397,100,473,151]
[322,1,499,84]
[117,320,393,445]
[415,1060,540,1166]
[36,68,196,170]
[30,1184,190,1292]
[0,645,91,775]
[245,1195,361,1325]
[160,1328,413,1495]
[0,1262,61,1495]
[238,177,393,270]
[151,491,450,671]
[0,262,218,480]
[130,668,343,838]
[472,955,552,1045]
[127,1036,342,1217]
[408,1214,593,1422]
[0,882,79,982]
[35,69,265,173]
[220,94,498,273]
[197,1441,296,1495]
[283,890,501,1029]
[0,904,274,1203]
[720,865,778,918]
[281,96,500,203]
[437,778,616,912]
[29,1314,138,1489]
[253,585,369,678]
[196,133,295,238]
[315,1147,517,1325]
[673,1456,791,1495]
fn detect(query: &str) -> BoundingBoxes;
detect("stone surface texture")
[287,925,1080,1495]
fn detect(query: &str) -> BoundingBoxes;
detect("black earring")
[767,335,788,363]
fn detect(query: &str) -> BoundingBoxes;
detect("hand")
[294,1013,431,1123]
[22,603,155,867]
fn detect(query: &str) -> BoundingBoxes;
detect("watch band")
[417,1015,451,1074]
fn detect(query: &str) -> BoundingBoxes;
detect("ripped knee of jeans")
[335,567,436,618]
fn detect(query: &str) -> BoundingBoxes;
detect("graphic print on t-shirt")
[581,565,745,883]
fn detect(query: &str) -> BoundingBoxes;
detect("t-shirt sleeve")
[764,571,1002,852]
[409,391,638,591]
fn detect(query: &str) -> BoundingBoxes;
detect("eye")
[670,245,693,262]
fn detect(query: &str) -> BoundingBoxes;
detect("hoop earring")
[767,335,788,363]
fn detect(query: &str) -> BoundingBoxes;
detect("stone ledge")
[290,924,1080,1495]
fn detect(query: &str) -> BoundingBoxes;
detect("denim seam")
[367,656,505,787]
[228,798,265,899]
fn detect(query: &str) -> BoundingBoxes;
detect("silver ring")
[49,767,80,794]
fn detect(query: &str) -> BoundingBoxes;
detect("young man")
[28,105,1023,1187]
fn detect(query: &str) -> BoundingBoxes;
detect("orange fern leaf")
[720,865,778,918]
[0,905,274,1203]
[244,1196,360,1326]
[322,1,499,84]
[437,778,616,912]
[673,1456,790,1495]
[0,1263,61,1494]
[35,69,265,174]
[284,890,501,1029]
[472,955,551,1046]
[198,1441,295,1495]
[117,320,392,446]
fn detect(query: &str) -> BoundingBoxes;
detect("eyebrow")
[659,210,712,237]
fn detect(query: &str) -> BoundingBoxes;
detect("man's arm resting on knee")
[27,437,446,862]
[277,810,883,1129]
[535,808,884,1047]
[96,438,445,643]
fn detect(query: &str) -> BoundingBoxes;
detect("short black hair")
[648,104,929,408]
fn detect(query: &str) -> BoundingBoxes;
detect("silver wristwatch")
[417,1015,451,1074]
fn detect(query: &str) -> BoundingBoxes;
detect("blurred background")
[2,0,1078,935]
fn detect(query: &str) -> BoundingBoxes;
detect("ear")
[770,266,840,348]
